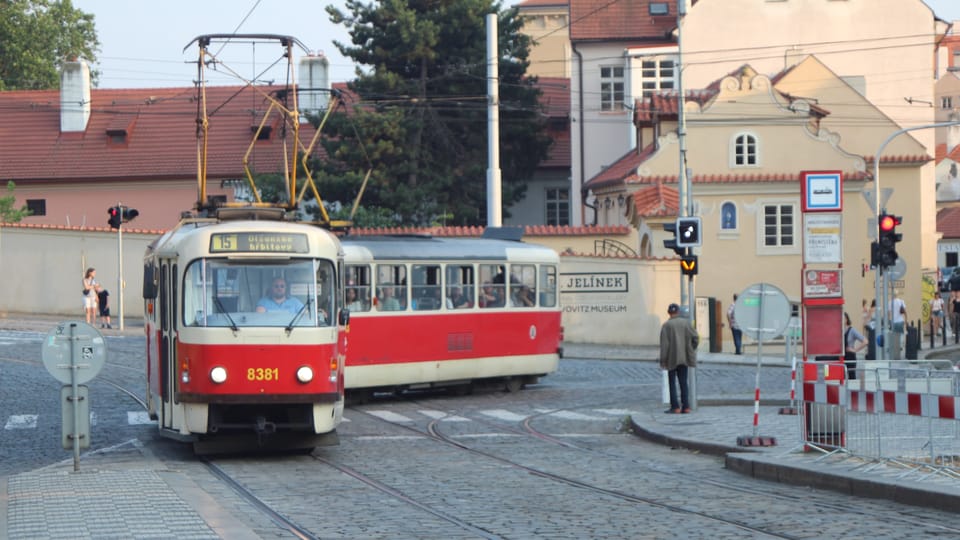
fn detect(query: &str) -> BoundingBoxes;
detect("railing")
[798,359,960,480]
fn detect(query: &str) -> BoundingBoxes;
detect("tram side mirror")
[142,265,158,299]
[338,309,350,326]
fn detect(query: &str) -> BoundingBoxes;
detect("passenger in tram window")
[512,285,535,307]
[378,284,403,311]
[479,283,504,308]
[447,286,470,309]
[345,286,366,312]
[256,277,305,314]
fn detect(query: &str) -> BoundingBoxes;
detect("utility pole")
[676,0,694,319]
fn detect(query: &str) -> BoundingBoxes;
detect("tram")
[143,217,347,453]
[142,34,350,453]
[340,231,563,398]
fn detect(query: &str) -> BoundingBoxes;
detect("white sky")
[74,0,960,89]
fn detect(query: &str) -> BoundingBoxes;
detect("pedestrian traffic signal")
[675,216,702,248]
[876,213,902,268]
[680,254,698,276]
[662,222,685,256]
[122,207,139,223]
[107,206,122,229]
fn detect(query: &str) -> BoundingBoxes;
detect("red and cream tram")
[143,217,346,453]
[340,231,562,398]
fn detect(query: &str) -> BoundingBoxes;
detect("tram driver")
[256,277,305,314]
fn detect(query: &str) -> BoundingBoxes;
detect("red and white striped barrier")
[849,390,959,419]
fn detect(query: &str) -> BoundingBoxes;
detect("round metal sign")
[734,283,792,342]
[41,321,106,384]
[886,258,907,281]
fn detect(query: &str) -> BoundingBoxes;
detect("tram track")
[346,405,800,539]
[352,399,960,538]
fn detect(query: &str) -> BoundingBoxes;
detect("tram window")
[509,264,536,308]
[412,264,441,310]
[345,264,371,312]
[539,265,558,307]
[445,264,474,308]
[182,259,327,327]
[376,264,407,311]
[479,264,506,308]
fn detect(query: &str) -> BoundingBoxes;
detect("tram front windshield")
[183,258,334,328]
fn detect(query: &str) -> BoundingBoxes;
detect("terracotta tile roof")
[583,143,657,190]
[0,84,345,183]
[937,143,948,163]
[633,90,717,123]
[947,144,960,164]
[0,221,165,236]
[537,77,571,168]
[537,77,570,118]
[346,224,630,237]
[570,0,677,42]
[627,171,872,186]
[631,181,679,217]
[937,206,960,239]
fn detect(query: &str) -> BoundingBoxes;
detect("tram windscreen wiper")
[285,298,312,335]
[213,296,239,332]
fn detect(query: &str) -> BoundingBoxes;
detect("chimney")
[60,60,91,132]
[298,53,330,116]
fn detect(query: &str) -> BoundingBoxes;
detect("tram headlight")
[210,366,228,384]
[296,365,314,383]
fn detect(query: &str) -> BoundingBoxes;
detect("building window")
[721,201,737,230]
[545,188,569,226]
[649,2,669,15]
[25,199,45,216]
[600,66,625,111]
[946,252,959,267]
[732,133,758,166]
[943,96,954,109]
[639,57,676,99]
[763,204,794,247]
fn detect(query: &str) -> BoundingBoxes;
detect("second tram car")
[143,217,347,453]
[340,233,562,398]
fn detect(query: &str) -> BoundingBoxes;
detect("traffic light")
[676,216,702,248]
[122,207,139,223]
[662,222,685,256]
[876,213,902,268]
[107,206,122,229]
[680,254,698,276]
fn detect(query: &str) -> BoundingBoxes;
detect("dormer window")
[649,2,669,15]
[251,124,273,140]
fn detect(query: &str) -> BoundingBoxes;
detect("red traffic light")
[879,214,899,232]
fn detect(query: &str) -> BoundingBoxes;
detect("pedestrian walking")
[727,293,742,354]
[660,303,699,414]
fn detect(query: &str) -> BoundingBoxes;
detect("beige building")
[587,57,929,349]
[517,0,571,78]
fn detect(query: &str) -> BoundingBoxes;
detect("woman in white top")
[82,267,98,325]
[930,291,945,337]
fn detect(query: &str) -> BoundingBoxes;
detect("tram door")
[157,258,180,429]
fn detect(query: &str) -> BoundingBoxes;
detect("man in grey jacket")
[659,303,699,414]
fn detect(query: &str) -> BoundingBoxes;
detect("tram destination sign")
[210,232,309,254]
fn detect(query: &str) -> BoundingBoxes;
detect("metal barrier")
[799,359,960,479]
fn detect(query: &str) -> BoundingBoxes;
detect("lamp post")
[871,121,960,359]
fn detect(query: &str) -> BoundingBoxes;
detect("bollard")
[905,322,919,360]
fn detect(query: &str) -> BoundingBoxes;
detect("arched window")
[732,133,758,167]
[721,202,737,230]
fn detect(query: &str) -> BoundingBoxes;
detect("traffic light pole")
[116,202,125,331]
[871,121,960,360]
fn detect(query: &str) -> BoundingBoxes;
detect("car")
[941,266,960,292]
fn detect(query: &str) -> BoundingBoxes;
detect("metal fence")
[798,359,960,480]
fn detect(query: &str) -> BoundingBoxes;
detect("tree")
[319,0,551,227]
[0,0,100,90]
[0,182,32,222]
